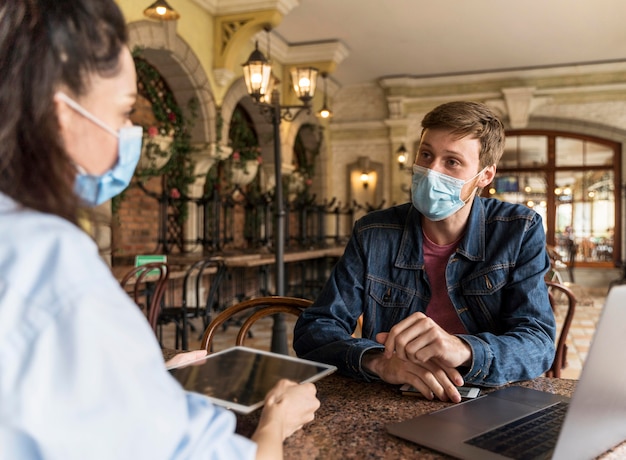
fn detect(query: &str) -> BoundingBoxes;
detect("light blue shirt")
[0,193,256,459]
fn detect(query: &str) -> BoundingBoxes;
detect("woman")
[0,1,319,459]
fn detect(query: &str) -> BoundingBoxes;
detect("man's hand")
[379,312,472,369]
[362,350,464,402]
[361,311,474,402]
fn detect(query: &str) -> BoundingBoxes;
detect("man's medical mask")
[57,92,142,206]
[411,164,485,221]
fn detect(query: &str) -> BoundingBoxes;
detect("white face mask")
[57,92,143,206]
[411,165,486,221]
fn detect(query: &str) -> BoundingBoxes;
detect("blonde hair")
[421,101,505,168]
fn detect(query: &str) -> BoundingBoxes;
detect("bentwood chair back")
[200,296,313,352]
[158,258,226,350]
[119,262,169,335]
[545,281,577,378]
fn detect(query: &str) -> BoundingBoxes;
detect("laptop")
[387,285,626,459]
[168,346,336,414]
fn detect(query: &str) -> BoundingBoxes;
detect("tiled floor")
[161,283,609,381]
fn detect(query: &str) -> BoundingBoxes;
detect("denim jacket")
[293,198,556,387]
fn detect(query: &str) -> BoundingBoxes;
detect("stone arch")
[221,78,327,195]
[106,21,221,256]
[289,115,327,200]
[526,115,626,186]
[527,116,626,154]
[283,111,319,161]
[127,20,216,145]
[222,79,286,189]
[284,111,321,150]
[221,78,270,148]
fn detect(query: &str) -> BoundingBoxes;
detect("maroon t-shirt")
[422,233,467,335]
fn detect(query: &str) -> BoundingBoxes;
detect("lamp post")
[242,42,318,354]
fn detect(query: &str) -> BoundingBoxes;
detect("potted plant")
[227,105,262,186]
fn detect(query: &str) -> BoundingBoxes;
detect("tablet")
[168,346,337,414]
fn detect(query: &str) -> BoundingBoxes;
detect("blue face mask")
[411,164,485,221]
[57,92,142,206]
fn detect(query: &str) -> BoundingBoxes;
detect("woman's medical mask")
[57,92,142,206]
[411,164,485,221]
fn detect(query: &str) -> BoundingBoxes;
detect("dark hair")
[421,101,505,169]
[0,0,128,223]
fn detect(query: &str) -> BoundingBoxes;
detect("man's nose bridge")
[430,159,447,174]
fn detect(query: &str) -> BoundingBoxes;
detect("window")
[487,131,621,267]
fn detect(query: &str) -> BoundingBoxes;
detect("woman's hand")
[252,379,320,460]
[165,350,207,370]
[257,380,320,439]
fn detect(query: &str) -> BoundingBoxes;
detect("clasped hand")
[366,312,472,403]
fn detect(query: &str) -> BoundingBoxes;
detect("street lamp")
[242,41,318,354]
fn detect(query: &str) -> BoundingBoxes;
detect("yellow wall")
[114,1,320,107]
[116,0,238,104]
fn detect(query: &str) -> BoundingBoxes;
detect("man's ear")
[479,164,497,188]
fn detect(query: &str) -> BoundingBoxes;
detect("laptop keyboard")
[465,401,569,460]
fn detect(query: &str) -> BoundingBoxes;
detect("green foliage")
[228,105,262,171]
[205,105,263,191]
[112,49,198,223]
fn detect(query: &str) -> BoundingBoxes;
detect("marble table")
[161,348,625,459]
[234,373,625,459]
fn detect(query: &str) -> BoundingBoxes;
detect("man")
[293,101,555,403]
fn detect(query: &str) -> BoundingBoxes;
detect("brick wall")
[111,176,272,263]
[112,176,162,263]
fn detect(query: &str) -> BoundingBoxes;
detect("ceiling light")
[144,0,180,21]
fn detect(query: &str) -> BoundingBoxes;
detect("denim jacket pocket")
[367,277,416,308]
[459,267,508,332]
[460,266,508,295]
[364,277,422,337]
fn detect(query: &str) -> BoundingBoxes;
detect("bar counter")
[234,373,626,459]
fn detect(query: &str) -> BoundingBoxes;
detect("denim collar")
[395,198,486,270]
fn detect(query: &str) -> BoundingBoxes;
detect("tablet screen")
[168,346,336,414]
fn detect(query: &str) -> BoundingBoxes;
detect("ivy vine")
[291,123,323,199]
[112,48,198,224]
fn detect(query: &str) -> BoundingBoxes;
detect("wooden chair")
[158,258,226,350]
[119,262,169,336]
[200,296,313,352]
[545,281,577,378]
